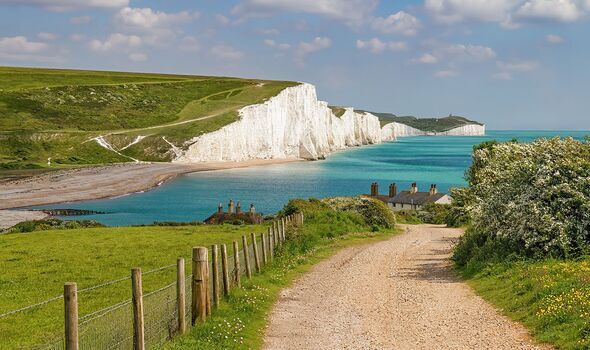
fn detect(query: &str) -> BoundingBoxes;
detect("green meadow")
[0,224,265,347]
[0,67,296,169]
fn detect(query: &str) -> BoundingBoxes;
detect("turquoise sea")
[32,131,589,226]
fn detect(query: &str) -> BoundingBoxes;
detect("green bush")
[418,203,451,225]
[453,137,590,265]
[5,218,105,233]
[321,196,396,228]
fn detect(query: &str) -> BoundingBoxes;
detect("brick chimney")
[236,201,242,214]
[411,182,418,194]
[389,183,397,197]
[218,202,223,214]
[429,184,438,195]
[249,203,256,214]
[228,199,234,214]
[370,182,379,196]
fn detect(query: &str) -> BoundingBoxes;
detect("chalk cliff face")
[175,83,390,162]
[433,124,485,136]
[381,122,425,140]
[173,83,485,163]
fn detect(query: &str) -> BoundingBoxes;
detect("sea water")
[32,131,589,226]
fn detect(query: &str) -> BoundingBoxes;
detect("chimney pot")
[218,202,223,214]
[389,183,397,197]
[236,201,242,214]
[228,199,235,214]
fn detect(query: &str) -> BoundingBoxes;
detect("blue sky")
[0,0,589,130]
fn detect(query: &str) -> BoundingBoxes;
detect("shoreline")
[0,159,301,225]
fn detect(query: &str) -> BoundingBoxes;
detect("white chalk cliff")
[174,83,485,163]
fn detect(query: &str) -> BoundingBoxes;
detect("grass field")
[0,223,266,347]
[0,67,297,169]
[462,259,590,349]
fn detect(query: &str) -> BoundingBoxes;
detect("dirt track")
[264,224,551,350]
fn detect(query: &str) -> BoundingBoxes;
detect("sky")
[0,0,589,130]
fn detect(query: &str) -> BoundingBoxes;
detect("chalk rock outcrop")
[381,122,425,140]
[432,124,485,136]
[175,83,391,162]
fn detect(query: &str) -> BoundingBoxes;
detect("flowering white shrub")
[465,137,590,257]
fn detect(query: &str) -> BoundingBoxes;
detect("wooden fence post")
[221,244,230,296]
[261,232,268,265]
[64,282,78,350]
[176,258,186,335]
[242,235,251,278]
[191,247,208,325]
[278,220,282,244]
[268,231,274,260]
[251,233,261,273]
[131,268,145,350]
[233,241,241,288]
[211,245,220,308]
[283,218,287,240]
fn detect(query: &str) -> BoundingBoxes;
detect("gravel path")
[264,224,551,350]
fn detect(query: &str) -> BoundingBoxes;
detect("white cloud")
[115,7,198,31]
[294,36,331,65]
[70,34,85,42]
[492,71,513,80]
[232,0,378,26]
[264,39,291,50]
[211,45,244,61]
[180,36,200,52]
[436,44,496,62]
[546,34,564,43]
[256,28,280,35]
[516,0,582,22]
[0,36,48,53]
[425,0,590,27]
[493,60,538,80]
[434,69,459,78]
[89,33,142,52]
[356,38,407,54]
[414,53,438,64]
[372,11,421,36]
[413,43,495,67]
[425,0,519,24]
[497,60,539,71]
[38,32,58,41]
[216,14,231,25]
[70,15,92,24]
[128,52,147,62]
[0,0,128,11]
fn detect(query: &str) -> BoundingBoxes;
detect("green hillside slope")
[364,110,483,131]
[0,67,297,170]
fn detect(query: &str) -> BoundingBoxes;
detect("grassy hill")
[363,111,483,132]
[0,67,297,170]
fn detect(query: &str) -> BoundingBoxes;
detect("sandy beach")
[0,159,300,227]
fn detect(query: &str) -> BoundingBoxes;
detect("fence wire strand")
[8,216,300,350]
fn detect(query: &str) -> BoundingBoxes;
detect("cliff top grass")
[364,110,483,131]
[0,66,297,169]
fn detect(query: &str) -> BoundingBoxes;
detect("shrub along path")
[263,224,551,350]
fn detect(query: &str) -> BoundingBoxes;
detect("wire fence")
[1,213,303,350]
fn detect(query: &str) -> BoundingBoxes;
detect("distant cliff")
[174,83,485,163]
[175,84,390,162]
